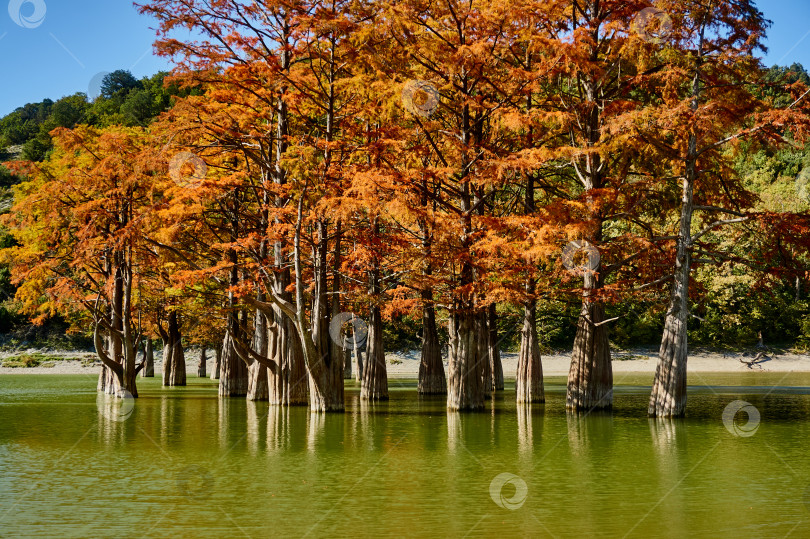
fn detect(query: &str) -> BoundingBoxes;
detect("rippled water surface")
[2,372,810,537]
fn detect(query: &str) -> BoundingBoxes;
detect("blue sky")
[1,0,809,117]
[0,1,173,117]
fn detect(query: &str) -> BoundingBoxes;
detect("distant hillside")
[0,69,198,164]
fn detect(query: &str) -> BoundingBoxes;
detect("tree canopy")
[1,0,809,415]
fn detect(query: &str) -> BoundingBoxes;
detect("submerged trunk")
[343,348,352,379]
[141,339,154,378]
[649,154,695,418]
[479,312,492,399]
[269,314,309,406]
[305,358,344,412]
[197,347,207,378]
[301,220,345,412]
[649,292,689,417]
[567,288,612,411]
[302,332,344,412]
[247,311,269,402]
[98,364,115,394]
[121,363,137,398]
[564,54,613,412]
[161,311,186,387]
[488,304,504,391]
[96,261,139,398]
[265,17,307,407]
[100,286,123,396]
[247,359,267,401]
[648,30,708,417]
[447,311,485,411]
[354,345,364,383]
[516,170,540,402]
[361,232,387,401]
[210,345,221,380]
[418,295,446,395]
[267,254,308,405]
[516,299,544,403]
[219,323,248,397]
[361,306,388,400]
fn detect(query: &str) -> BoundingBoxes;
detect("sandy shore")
[1,347,809,376]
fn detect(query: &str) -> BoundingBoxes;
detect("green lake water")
[2,372,810,538]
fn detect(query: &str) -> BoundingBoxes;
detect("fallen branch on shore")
[740,352,772,369]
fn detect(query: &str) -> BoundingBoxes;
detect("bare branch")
[691,217,749,242]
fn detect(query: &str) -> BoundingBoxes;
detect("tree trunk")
[517,168,540,402]
[567,289,612,411]
[210,345,221,380]
[141,339,154,378]
[305,359,344,412]
[121,363,138,399]
[96,261,138,397]
[649,298,688,417]
[247,311,269,402]
[446,310,485,411]
[361,305,388,400]
[516,299,544,403]
[162,310,186,386]
[354,345,364,383]
[649,31,706,418]
[219,321,248,397]
[265,33,307,406]
[488,304,504,391]
[418,295,446,394]
[98,364,114,394]
[247,359,267,401]
[649,146,695,418]
[298,219,344,412]
[300,317,345,411]
[269,314,309,406]
[564,47,612,412]
[343,348,352,379]
[416,164,445,394]
[197,347,207,378]
[480,311,492,399]
[332,221,351,381]
[362,222,387,401]
[100,281,124,396]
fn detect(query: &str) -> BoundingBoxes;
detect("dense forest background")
[1,63,809,354]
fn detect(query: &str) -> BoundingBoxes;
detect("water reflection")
[447,411,461,454]
[246,401,266,455]
[266,405,291,453]
[96,393,134,445]
[307,410,325,452]
[4,376,810,536]
[648,417,686,454]
[647,418,687,536]
[566,410,614,457]
[217,396,230,449]
[516,404,534,457]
